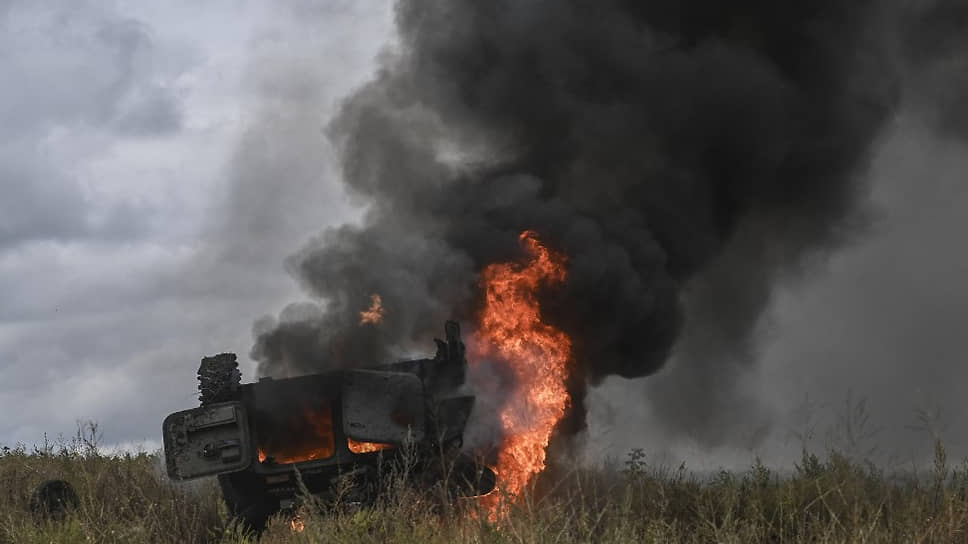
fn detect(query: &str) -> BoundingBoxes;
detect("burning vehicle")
[162,321,495,529]
[163,0,905,527]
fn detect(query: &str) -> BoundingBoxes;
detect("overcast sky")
[2,1,967,468]
[0,0,393,449]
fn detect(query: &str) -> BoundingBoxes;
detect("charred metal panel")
[434,395,475,443]
[163,402,251,480]
[341,370,425,444]
[386,320,467,395]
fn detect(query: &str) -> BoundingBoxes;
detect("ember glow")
[289,513,305,533]
[359,293,385,325]
[347,437,394,454]
[469,230,572,502]
[257,403,335,464]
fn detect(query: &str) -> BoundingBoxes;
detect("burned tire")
[451,457,496,497]
[198,353,241,406]
[30,479,79,520]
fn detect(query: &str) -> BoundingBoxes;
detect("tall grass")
[0,422,223,543]
[2,423,968,543]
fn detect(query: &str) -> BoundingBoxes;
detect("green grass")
[3,424,968,543]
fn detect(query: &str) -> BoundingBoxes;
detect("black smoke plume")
[253,0,902,447]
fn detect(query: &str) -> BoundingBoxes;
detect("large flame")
[469,230,572,506]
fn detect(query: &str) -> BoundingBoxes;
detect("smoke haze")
[251,0,965,452]
[2,0,963,461]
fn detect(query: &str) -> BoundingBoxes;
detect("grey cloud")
[0,144,89,247]
[0,0,395,450]
[0,0,194,447]
[113,84,183,137]
[202,0,393,290]
[0,296,255,446]
[93,16,184,136]
[0,3,181,137]
[899,0,968,139]
[280,0,361,19]
[0,139,156,249]
[0,2,184,250]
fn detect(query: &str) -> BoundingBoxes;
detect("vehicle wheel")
[198,353,241,406]
[29,479,79,520]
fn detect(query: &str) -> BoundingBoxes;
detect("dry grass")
[3,424,968,543]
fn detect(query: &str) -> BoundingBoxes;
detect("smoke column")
[252,0,906,447]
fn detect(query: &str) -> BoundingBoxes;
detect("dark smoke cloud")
[254,0,902,446]
[899,0,968,138]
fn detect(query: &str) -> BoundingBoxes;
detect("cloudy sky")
[2,1,967,467]
[0,0,393,449]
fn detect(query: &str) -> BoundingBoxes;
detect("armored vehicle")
[163,321,494,529]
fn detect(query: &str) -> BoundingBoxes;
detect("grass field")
[2,423,968,543]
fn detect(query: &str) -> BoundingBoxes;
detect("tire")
[198,353,241,406]
[29,479,79,520]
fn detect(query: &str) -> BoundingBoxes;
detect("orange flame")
[347,437,394,454]
[290,513,305,533]
[360,293,385,325]
[469,230,571,510]
[257,403,335,465]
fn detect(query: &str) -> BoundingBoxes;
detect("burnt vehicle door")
[163,402,252,480]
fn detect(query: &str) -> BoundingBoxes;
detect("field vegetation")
[2,422,968,543]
